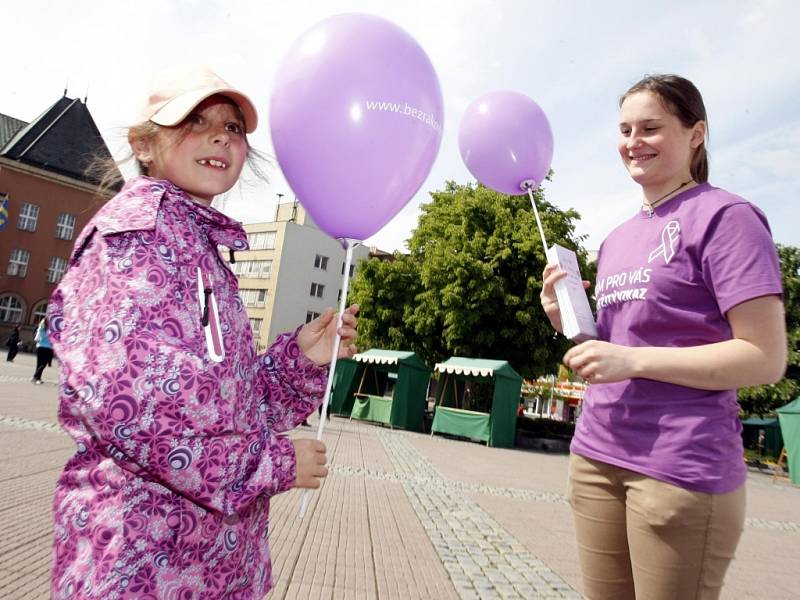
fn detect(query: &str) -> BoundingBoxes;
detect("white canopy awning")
[434,358,509,377]
[353,349,413,365]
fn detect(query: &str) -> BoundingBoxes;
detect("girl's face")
[618,91,705,194]
[134,96,248,205]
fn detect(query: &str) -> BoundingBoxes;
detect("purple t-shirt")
[571,183,783,493]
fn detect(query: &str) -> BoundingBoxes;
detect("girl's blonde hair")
[87,95,269,198]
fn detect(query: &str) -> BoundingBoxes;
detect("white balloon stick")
[298,237,359,518]
[521,180,548,255]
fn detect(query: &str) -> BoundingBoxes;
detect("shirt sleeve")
[48,230,300,517]
[700,202,783,316]
[254,328,329,433]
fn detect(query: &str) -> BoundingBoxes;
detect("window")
[17,202,39,232]
[314,254,329,270]
[249,318,263,338]
[0,294,24,323]
[47,256,68,283]
[341,263,355,277]
[231,260,272,278]
[310,283,324,298]
[55,213,77,240]
[306,311,320,323]
[239,288,267,307]
[31,300,48,324]
[247,231,277,250]
[7,248,30,277]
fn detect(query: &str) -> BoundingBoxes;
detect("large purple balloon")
[458,91,554,196]
[270,14,444,240]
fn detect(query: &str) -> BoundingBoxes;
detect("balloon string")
[526,187,549,254]
[298,237,359,518]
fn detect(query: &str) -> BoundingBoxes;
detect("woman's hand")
[563,340,638,384]
[541,264,591,334]
[292,439,328,489]
[297,304,359,366]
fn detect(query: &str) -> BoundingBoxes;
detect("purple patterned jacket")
[48,177,327,599]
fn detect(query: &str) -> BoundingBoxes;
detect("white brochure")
[546,244,597,342]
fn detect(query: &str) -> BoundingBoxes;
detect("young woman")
[541,74,786,600]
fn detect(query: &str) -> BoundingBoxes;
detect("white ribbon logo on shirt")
[648,220,681,264]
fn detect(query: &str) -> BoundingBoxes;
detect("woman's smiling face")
[618,91,705,196]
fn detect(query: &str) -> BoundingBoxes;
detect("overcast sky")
[3,0,798,253]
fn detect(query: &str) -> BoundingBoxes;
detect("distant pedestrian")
[31,318,53,383]
[5,325,21,362]
[319,401,331,420]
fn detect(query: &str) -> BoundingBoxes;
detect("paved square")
[1,354,798,599]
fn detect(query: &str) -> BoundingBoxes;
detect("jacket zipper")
[196,267,225,363]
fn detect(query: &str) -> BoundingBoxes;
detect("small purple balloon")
[458,91,554,196]
[270,13,444,240]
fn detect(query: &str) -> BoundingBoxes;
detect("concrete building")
[0,95,119,348]
[232,199,370,351]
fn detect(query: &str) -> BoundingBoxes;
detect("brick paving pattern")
[2,353,799,599]
[378,430,580,599]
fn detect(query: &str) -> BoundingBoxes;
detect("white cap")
[139,65,258,133]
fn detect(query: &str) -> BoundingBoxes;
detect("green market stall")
[776,397,800,485]
[430,357,522,448]
[329,358,360,416]
[741,416,784,459]
[330,349,431,431]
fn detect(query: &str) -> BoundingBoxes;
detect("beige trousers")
[567,454,746,600]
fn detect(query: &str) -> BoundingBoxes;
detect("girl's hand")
[563,340,638,384]
[541,264,591,333]
[297,304,359,366]
[292,439,328,489]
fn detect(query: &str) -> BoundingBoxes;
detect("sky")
[2,0,798,253]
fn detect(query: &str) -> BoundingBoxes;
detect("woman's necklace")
[642,179,694,217]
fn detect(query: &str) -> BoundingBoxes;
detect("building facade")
[231,200,370,351]
[0,95,119,348]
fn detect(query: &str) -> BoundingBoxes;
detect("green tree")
[349,253,422,353]
[737,244,800,416]
[350,181,592,379]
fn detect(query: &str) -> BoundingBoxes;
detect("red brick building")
[0,94,120,349]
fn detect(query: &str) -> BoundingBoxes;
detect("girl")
[541,74,786,599]
[32,317,53,383]
[48,65,359,599]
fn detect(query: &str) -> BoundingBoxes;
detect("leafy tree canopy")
[350,181,593,379]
